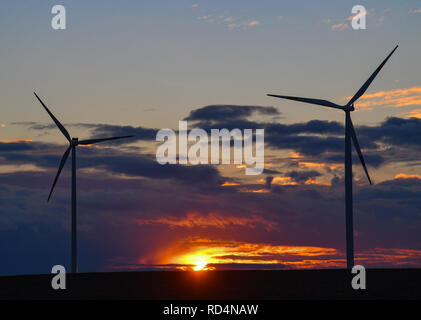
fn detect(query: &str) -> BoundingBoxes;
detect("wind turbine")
[267,45,398,269]
[34,92,133,273]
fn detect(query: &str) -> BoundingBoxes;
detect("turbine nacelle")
[346,104,355,112]
[71,138,79,146]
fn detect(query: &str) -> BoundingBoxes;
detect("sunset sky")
[1,1,421,275]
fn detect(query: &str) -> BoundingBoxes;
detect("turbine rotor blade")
[48,146,71,202]
[347,45,398,106]
[349,118,373,185]
[34,92,71,142]
[78,135,134,145]
[267,94,345,110]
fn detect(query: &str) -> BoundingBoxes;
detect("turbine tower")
[267,45,398,269]
[34,92,133,273]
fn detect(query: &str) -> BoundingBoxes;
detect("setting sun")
[192,256,208,271]
[169,247,222,271]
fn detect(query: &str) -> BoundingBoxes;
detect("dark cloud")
[11,122,57,131]
[262,168,281,175]
[265,120,344,136]
[183,110,421,168]
[0,143,223,187]
[0,141,37,152]
[359,117,421,148]
[190,115,421,168]
[11,122,158,143]
[325,153,385,168]
[286,170,321,183]
[12,115,421,158]
[79,124,158,142]
[266,134,344,155]
[184,105,280,122]
[14,113,420,173]
[87,153,223,185]
[357,176,421,203]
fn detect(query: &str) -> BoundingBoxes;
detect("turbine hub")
[348,104,355,112]
[71,138,78,146]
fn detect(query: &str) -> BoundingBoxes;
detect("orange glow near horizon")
[272,176,297,185]
[290,152,342,172]
[221,181,240,186]
[111,240,421,272]
[136,212,278,231]
[260,175,330,186]
[298,161,325,168]
[298,161,343,171]
[289,151,304,159]
[304,178,330,186]
[346,86,421,110]
[395,173,421,180]
[152,238,421,271]
[241,188,270,193]
[1,139,33,143]
[163,238,341,271]
[401,108,421,119]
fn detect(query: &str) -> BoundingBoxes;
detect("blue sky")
[1,0,421,132]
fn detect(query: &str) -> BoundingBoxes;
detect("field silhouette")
[1,269,420,300]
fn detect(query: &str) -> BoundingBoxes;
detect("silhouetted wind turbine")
[34,92,133,273]
[267,45,398,269]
